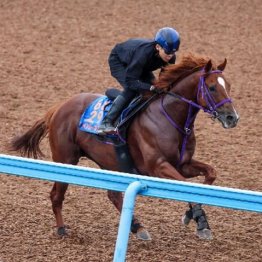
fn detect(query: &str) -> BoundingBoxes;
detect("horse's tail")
[10,105,59,159]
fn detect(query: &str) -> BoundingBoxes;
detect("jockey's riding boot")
[97,95,128,135]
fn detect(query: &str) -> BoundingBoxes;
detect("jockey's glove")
[150,85,162,94]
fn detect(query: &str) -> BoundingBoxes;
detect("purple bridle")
[160,69,232,166]
[197,70,232,115]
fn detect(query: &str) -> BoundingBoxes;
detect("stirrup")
[97,123,116,135]
[101,126,117,135]
[97,129,117,136]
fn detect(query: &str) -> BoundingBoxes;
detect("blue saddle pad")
[79,96,112,134]
[79,95,143,135]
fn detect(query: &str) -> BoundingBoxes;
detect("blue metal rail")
[0,154,262,261]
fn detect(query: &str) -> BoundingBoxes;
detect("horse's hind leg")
[107,190,151,241]
[49,144,81,236]
[50,182,69,236]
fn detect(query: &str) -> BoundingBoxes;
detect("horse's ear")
[204,60,212,73]
[217,58,227,71]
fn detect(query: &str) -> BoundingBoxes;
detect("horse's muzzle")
[217,109,239,129]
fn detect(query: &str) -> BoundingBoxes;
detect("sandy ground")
[0,0,262,261]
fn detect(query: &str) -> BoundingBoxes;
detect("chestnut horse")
[10,54,239,240]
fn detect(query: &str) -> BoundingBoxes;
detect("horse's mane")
[155,53,216,89]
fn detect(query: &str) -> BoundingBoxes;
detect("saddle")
[79,88,155,142]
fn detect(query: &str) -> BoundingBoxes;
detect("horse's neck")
[163,71,200,123]
[171,71,200,101]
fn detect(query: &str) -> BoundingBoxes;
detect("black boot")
[97,95,128,135]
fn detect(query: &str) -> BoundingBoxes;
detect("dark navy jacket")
[110,38,176,91]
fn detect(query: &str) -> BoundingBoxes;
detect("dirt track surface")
[0,0,262,261]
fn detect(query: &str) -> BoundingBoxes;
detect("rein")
[160,69,232,166]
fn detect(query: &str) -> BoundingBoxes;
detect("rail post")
[113,181,147,262]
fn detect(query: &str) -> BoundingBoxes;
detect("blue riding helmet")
[155,27,180,54]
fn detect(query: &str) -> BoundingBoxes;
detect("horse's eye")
[209,85,216,92]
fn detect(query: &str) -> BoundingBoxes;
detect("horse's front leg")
[180,158,217,185]
[179,159,216,240]
[152,161,211,238]
[153,160,186,181]
[182,203,212,240]
[107,190,151,240]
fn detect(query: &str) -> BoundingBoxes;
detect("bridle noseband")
[160,69,233,166]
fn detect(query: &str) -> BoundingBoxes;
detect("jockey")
[97,27,180,135]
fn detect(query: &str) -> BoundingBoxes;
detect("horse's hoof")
[182,214,191,226]
[136,228,152,241]
[196,228,213,240]
[57,226,68,237]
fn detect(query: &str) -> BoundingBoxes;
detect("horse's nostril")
[226,115,234,122]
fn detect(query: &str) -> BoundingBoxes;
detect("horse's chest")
[164,135,195,165]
